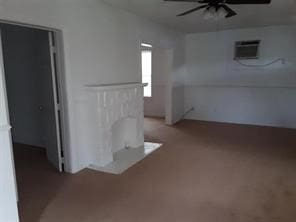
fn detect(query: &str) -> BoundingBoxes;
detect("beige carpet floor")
[15,118,296,222]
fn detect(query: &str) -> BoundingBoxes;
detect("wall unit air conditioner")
[234,40,260,60]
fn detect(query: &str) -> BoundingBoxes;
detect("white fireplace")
[85,82,151,172]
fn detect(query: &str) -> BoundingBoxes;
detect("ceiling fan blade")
[165,0,271,4]
[221,4,237,18]
[164,0,199,2]
[177,4,208,16]
[225,0,271,4]
[197,0,221,3]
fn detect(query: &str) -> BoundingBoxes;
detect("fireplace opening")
[111,117,138,153]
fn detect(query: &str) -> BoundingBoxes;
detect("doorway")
[140,42,173,124]
[0,22,66,220]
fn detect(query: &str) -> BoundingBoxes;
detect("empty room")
[0,0,296,222]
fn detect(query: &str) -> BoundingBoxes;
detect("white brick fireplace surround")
[84,82,161,174]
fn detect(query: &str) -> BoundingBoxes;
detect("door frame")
[138,40,174,124]
[0,19,70,172]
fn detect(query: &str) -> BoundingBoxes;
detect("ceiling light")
[202,8,213,20]
[203,6,217,20]
[216,6,228,19]
[203,5,228,20]
[209,6,217,17]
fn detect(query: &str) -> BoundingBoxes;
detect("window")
[141,43,152,97]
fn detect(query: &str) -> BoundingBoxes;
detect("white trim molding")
[85,82,147,91]
[0,125,12,132]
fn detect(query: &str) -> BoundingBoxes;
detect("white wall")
[170,39,186,124]
[185,25,296,128]
[0,0,185,173]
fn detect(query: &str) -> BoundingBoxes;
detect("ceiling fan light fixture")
[202,8,214,20]
[209,6,217,17]
[203,6,227,20]
[216,6,228,19]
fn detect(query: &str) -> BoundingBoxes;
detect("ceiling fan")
[164,0,271,19]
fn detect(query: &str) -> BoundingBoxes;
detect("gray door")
[44,31,63,172]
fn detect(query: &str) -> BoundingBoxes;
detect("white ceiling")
[102,0,296,33]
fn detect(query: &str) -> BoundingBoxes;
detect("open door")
[46,31,64,172]
[0,24,64,172]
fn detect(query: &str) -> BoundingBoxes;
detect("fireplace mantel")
[84,82,146,167]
